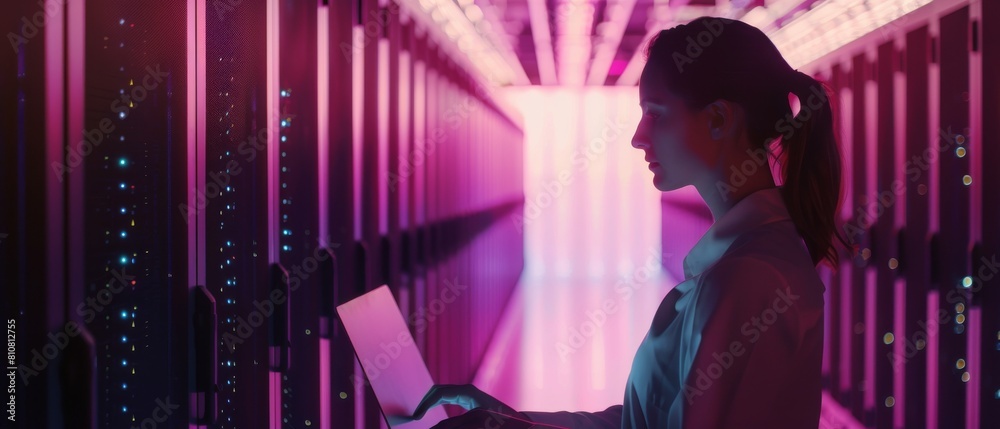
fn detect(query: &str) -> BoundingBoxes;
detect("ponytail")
[779,72,850,269]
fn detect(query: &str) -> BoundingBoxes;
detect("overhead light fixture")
[398,0,526,86]
[586,0,638,85]
[768,0,933,68]
[528,0,558,85]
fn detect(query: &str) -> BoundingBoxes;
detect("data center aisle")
[474,86,679,414]
[474,269,678,414]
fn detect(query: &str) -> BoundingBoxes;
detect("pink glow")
[270,371,281,429]
[352,26,364,240]
[378,40,389,235]
[267,0,280,264]
[608,59,628,77]
[475,86,672,412]
[399,52,411,229]
[317,4,329,245]
[413,60,426,226]
[506,86,660,279]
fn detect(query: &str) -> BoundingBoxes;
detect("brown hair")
[644,16,850,268]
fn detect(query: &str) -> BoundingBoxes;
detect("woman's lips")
[648,162,660,171]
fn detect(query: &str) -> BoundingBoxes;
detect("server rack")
[799,0,996,427]
[6,0,525,427]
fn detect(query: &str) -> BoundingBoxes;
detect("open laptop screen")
[336,285,449,428]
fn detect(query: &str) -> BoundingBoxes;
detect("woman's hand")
[411,384,536,429]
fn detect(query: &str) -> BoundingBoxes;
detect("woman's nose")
[631,126,649,149]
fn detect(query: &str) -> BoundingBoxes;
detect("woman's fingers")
[412,384,482,420]
[430,409,533,429]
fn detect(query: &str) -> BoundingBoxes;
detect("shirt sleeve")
[679,256,805,428]
[521,405,623,429]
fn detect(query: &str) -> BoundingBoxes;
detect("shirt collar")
[682,186,792,279]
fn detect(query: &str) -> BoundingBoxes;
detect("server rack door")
[826,62,848,403]
[387,1,403,296]
[873,40,901,429]
[361,0,384,425]
[412,30,429,357]
[966,3,985,428]
[275,0,321,427]
[325,0,361,426]
[361,0,382,293]
[977,1,1000,426]
[903,24,932,429]
[848,53,870,421]
[935,7,971,429]
[398,18,415,322]
[2,1,75,427]
[78,2,190,428]
[423,58,440,383]
[203,0,272,426]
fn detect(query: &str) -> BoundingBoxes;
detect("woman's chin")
[650,173,677,192]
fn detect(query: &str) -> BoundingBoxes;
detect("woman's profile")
[411,16,850,429]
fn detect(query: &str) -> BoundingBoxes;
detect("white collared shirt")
[524,187,825,428]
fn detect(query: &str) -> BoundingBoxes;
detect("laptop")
[336,285,448,429]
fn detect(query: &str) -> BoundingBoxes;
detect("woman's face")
[632,62,720,192]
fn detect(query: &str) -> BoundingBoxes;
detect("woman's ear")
[705,100,738,141]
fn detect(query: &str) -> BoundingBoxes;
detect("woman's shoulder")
[696,222,825,309]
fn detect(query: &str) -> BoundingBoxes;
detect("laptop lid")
[336,285,449,428]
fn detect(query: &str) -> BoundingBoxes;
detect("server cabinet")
[325,0,362,426]
[804,2,993,428]
[902,24,932,429]
[77,2,191,428]
[2,1,79,427]
[976,1,1000,426]
[934,7,971,428]
[848,52,871,421]
[275,0,322,428]
[872,39,902,429]
[826,62,849,405]
[203,0,272,426]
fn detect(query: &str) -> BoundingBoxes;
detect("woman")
[412,16,849,429]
